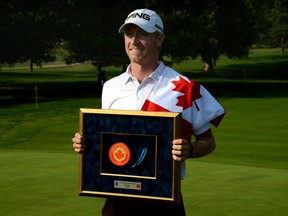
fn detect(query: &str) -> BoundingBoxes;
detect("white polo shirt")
[102,62,165,111]
[102,61,225,178]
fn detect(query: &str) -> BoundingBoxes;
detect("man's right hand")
[72,132,85,153]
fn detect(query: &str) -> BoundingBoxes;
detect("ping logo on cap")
[126,13,151,22]
[119,9,164,33]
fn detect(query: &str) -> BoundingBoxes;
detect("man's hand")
[172,129,216,161]
[172,139,191,161]
[72,132,85,153]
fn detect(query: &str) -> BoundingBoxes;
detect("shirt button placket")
[136,85,143,110]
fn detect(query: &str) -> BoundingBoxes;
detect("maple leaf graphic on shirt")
[171,77,202,110]
[141,76,202,112]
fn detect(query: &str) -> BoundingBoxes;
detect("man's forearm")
[190,129,215,158]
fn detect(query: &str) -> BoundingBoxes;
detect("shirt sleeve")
[190,85,226,134]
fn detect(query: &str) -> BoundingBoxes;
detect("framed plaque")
[79,108,182,203]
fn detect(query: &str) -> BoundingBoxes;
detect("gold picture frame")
[79,108,182,203]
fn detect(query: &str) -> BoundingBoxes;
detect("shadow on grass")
[202,81,288,98]
[181,58,288,98]
[0,81,103,106]
[1,58,287,106]
[182,59,288,80]
[1,79,287,107]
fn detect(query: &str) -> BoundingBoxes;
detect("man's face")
[124,25,164,65]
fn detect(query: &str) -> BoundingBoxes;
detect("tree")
[159,0,217,69]
[0,0,272,74]
[0,0,66,71]
[200,0,259,72]
[62,1,128,73]
[156,0,259,73]
[269,0,288,53]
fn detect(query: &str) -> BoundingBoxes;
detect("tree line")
[0,0,287,72]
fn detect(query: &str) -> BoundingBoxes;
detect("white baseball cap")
[119,9,164,34]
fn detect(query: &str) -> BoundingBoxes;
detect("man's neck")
[130,61,159,83]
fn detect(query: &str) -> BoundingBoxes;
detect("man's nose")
[131,34,140,43]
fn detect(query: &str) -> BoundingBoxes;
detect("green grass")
[183,161,288,216]
[0,48,288,215]
[0,150,104,216]
[0,98,101,150]
[1,98,287,216]
[204,98,288,170]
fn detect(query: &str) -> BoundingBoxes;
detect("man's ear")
[156,33,165,47]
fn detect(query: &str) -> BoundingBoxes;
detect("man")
[72,8,225,216]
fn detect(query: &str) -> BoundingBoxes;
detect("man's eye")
[124,32,132,37]
[138,32,146,36]
[124,31,148,38]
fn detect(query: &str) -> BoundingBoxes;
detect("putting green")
[1,150,287,216]
[183,160,288,216]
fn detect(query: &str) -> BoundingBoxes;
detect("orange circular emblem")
[108,142,131,166]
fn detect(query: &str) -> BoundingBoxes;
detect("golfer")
[73,8,225,216]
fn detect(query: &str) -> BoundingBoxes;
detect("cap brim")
[118,23,156,33]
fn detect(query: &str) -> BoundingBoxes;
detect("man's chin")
[129,56,143,63]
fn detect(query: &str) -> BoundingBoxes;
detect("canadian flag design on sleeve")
[141,75,199,140]
[141,73,225,140]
